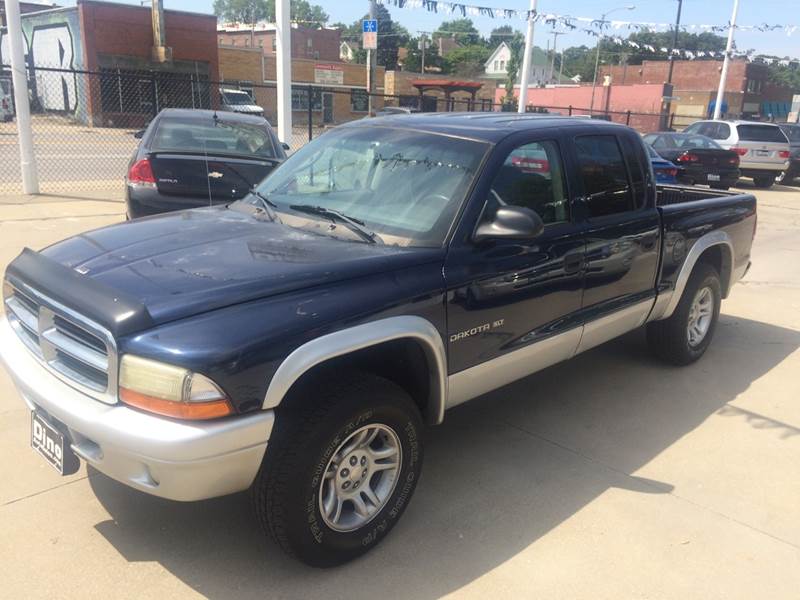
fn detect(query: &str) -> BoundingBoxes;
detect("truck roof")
[345,112,628,144]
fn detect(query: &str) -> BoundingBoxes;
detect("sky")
[62,0,800,58]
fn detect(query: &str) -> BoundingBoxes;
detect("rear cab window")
[736,124,788,143]
[574,135,636,218]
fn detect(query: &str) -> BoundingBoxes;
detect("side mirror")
[281,142,290,150]
[474,206,545,242]
[133,129,146,139]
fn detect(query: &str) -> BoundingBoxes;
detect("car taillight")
[127,158,156,187]
[779,150,790,159]
[728,155,740,166]
[732,147,749,156]
[667,168,678,177]
[676,153,699,163]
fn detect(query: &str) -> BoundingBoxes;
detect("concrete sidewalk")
[0,184,798,599]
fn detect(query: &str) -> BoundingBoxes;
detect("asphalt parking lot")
[0,181,799,599]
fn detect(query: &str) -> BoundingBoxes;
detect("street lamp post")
[589,5,635,114]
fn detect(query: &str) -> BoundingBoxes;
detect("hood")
[40,207,442,327]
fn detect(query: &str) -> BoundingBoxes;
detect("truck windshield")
[253,126,488,247]
[222,91,254,105]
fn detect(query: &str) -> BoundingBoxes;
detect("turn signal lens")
[119,355,233,420]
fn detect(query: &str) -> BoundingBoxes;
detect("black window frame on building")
[98,68,211,116]
[291,86,323,111]
[350,89,369,113]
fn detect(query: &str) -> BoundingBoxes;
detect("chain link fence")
[0,63,702,196]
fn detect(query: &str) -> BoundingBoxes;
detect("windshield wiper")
[246,188,279,221]
[289,204,380,244]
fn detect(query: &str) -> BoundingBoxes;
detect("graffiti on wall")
[0,9,82,113]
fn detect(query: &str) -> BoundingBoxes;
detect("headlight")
[119,355,233,420]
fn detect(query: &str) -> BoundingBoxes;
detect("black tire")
[753,175,775,189]
[252,370,424,567]
[646,262,722,366]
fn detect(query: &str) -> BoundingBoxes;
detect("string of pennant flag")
[376,0,800,37]
[605,38,799,66]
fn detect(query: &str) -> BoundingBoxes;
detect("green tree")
[488,25,518,49]
[403,36,443,73]
[213,0,329,28]
[433,19,482,47]
[766,61,800,93]
[442,44,491,77]
[339,5,408,70]
[503,33,525,103]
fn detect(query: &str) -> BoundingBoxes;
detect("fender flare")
[651,230,733,322]
[261,316,448,424]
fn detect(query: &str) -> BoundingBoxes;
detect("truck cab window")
[482,140,568,226]
[574,135,633,218]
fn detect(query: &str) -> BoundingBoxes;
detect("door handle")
[564,253,584,274]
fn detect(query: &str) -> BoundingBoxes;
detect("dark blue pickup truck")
[1,114,756,567]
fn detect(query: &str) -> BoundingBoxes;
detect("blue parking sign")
[363,19,378,33]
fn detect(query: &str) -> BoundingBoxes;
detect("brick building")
[600,59,794,122]
[218,46,384,129]
[217,23,341,62]
[0,1,219,126]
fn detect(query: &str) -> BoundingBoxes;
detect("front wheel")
[252,371,424,567]
[646,262,722,365]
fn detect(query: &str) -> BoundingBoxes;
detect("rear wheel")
[252,371,424,567]
[753,175,775,189]
[647,262,721,365]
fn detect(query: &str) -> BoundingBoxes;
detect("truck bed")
[656,184,744,206]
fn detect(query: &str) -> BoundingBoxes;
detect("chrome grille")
[4,284,118,404]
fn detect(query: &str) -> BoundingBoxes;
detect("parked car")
[220,88,264,117]
[373,106,419,116]
[644,143,680,184]
[643,132,740,190]
[776,123,800,184]
[682,120,790,188]
[125,108,287,218]
[0,76,14,122]
[2,115,757,567]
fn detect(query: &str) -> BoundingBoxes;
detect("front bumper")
[0,317,273,501]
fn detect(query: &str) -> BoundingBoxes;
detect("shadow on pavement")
[89,314,800,599]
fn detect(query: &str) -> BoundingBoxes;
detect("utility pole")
[4,0,38,193]
[590,5,635,114]
[666,0,683,85]
[548,31,565,83]
[420,33,427,74]
[517,0,537,113]
[367,0,377,115]
[275,0,292,145]
[660,0,683,129]
[713,0,739,120]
